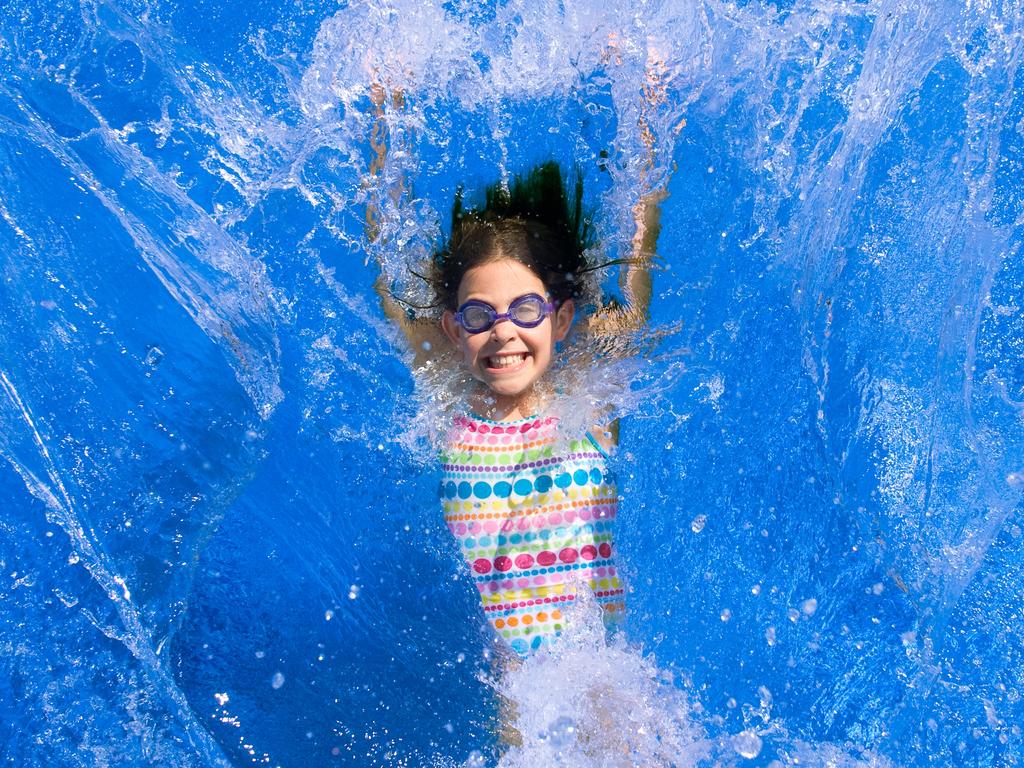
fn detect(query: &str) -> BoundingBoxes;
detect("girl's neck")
[469,387,545,423]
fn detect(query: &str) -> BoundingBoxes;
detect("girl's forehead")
[459,259,546,299]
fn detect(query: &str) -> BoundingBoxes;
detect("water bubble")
[690,514,706,533]
[144,345,164,367]
[765,626,777,646]
[801,598,818,616]
[271,672,285,689]
[463,750,486,768]
[213,692,229,706]
[733,729,763,759]
[325,609,334,621]
[546,715,577,748]
[720,608,732,622]
[104,40,146,87]
[348,585,360,599]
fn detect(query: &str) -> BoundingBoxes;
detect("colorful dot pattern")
[440,414,624,657]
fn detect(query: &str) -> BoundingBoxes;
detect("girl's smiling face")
[441,259,574,415]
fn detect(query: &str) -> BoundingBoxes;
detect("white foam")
[490,591,707,768]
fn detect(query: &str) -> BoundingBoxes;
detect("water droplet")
[325,609,334,621]
[463,750,486,767]
[547,715,577,748]
[720,608,732,622]
[690,514,706,533]
[214,692,229,706]
[733,729,763,759]
[144,345,164,367]
[765,626,776,646]
[348,585,360,600]
[801,598,818,616]
[271,672,285,689]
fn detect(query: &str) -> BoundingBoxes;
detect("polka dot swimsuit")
[440,413,624,656]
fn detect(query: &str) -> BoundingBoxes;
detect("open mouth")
[486,353,528,370]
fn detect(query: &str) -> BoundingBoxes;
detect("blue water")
[1,1,1022,766]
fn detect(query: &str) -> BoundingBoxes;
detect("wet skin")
[441,259,575,421]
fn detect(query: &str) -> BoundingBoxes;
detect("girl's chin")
[476,377,537,401]
[485,383,532,399]
[479,368,533,392]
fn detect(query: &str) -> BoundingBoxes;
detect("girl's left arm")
[587,39,677,338]
[586,41,680,448]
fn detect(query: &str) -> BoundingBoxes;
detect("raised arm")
[588,41,677,337]
[618,186,668,326]
[584,41,679,451]
[365,82,443,366]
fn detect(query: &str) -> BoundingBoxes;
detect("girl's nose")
[489,316,517,342]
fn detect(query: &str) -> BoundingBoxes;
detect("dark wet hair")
[428,162,596,311]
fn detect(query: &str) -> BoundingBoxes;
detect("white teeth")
[489,353,526,368]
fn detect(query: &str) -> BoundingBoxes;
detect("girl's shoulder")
[586,418,619,457]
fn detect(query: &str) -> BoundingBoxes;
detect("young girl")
[370,161,664,660]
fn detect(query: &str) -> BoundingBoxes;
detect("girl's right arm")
[366,82,444,367]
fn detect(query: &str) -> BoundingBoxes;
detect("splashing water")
[1,0,1022,766]
[491,591,706,768]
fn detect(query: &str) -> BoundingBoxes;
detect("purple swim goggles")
[453,293,555,334]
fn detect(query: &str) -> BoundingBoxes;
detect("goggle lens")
[460,304,495,331]
[455,294,554,334]
[511,297,544,324]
